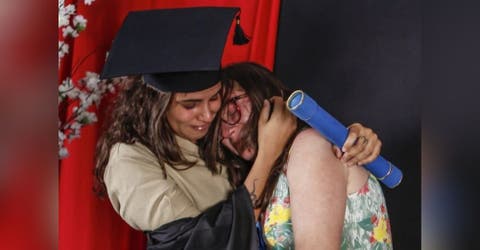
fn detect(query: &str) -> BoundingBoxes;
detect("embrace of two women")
[94,7,392,250]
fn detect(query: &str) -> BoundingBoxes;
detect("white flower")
[58,78,73,94]
[58,41,69,58]
[59,130,67,141]
[58,3,76,28]
[73,15,87,31]
[90,92,102,106]
[67,89,81,100]
[75,103,89,117]
[58,14,70,28]
[84,0,95,6]
[59,147,69,159]
[58,41,70,67]
[64,3,76,14]
[68,127,81,140]
[70,121,82,130]
[58,0,103,160]
[86,111,98,123]
[78,92,93,107]
[59,78,81,100]
[83,72,100,91]
[62,25,79,38]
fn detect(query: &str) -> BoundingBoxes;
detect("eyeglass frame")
[220,93,249,125]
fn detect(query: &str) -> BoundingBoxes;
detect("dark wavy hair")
[206,62,306,213]
[94,77,223,196]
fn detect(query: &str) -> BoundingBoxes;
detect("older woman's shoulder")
[292,128,330,148]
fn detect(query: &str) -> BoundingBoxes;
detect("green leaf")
[373,242,383,250]
[358,217,374,231]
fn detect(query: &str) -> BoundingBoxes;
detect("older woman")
[215,62,392,250]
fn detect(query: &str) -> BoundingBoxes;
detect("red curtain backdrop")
[59,0,281,249]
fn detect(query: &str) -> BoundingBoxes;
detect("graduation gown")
[145,185,258,250]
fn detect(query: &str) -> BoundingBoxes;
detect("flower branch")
[58,0,121,159]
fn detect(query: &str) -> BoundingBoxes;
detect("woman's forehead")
[175,82,221,100]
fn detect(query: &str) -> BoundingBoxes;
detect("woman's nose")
[199,103,215,122]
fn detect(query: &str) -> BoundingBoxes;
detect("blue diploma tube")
[286,90,403,188]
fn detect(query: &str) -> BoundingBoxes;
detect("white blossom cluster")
[58,0,95,64]
[58,72,119,159]
[59,0,118,160]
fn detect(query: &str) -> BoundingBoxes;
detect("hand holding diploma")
[287,90,403,188]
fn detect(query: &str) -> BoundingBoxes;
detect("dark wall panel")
[275,0,420,248]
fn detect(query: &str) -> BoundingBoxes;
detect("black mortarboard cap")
[100,7,242,92]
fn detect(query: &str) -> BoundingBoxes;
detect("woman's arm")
[104,143,201,231]
[287,128,348,250]
[244,97,297,219]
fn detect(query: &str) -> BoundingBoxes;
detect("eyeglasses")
[221,93,248,125]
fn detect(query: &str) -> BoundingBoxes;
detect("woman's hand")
[245,96,297,218]
[257,96,297,161]
[332,123,382,167]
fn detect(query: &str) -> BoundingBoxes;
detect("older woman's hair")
[208,62,304,211]
[94,77,221,196]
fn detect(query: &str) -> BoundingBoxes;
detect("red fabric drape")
[59,1,281,249]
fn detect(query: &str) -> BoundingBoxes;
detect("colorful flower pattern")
[261,173,393,250]
[262,172,294,249]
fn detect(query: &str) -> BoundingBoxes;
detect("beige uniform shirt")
[104,136,232,231]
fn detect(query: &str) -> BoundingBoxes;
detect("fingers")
[258,99,271,125]
[258,97,295,129]
[256,96,297,160]
[332,145,343,159]
[342,123,362,152]
[268,96,297,126]
[341,140,368,166]
[268,96,287,120]
[342,123,382,166]
[358,139,382,165]
[341,123,364,164]
[344,140,371,166]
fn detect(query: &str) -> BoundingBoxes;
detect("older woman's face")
[220,82,257,160]
[166,82,222,143]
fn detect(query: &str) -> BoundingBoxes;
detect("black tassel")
[233,16,250,45]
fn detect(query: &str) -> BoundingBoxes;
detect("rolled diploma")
[286,90,403,188]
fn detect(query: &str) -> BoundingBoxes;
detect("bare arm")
[287,128,348,250]
[244,97,297,219]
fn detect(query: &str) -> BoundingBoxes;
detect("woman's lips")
[192,124,210,131]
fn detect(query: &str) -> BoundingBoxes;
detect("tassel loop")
[233,15,250,45]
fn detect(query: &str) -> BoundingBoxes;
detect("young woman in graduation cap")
[95,7,383,249]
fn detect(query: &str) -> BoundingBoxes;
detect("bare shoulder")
[290,128,332,152]
[287,128,345,175]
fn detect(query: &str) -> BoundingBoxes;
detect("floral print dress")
[261,170,393,250]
